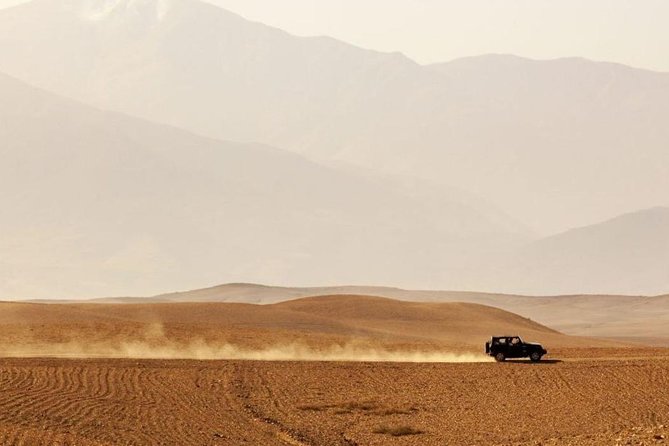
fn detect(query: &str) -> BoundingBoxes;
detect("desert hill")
[0,295,613,360]
[0,0,667,234]
[96,283,669,346]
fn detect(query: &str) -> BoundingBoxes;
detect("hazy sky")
[0,0,667,71]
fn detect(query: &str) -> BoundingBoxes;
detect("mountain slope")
[0,1,667,232]
[0,71,523,299]
[0,0,424,152]
[505,207,669,296]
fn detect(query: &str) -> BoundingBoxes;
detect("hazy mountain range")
[505,207,669,295]
[0,71,527,298]
[1,0,668,233]
[0,0,667,298]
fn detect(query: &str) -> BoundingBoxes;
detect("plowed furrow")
[1,357,668,446]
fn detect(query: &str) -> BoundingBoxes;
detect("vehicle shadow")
[504,359,562,364]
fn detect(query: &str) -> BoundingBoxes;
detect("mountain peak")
[78,0,175,22]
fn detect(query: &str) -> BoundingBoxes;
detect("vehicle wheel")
[530,352,542,362]
[495,353,506,362]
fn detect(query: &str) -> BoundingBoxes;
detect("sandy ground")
[1,296,667,445]
[0,355,667,446]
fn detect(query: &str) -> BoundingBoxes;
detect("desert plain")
[1,1,668,445]
[1,290,668,445]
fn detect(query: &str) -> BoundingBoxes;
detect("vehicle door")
[493,337,508,356]
[507,337,524,358]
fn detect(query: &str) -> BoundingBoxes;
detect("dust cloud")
[1,323,491,363]
[2,343,491,363]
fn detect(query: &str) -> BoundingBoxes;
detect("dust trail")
[1,322,492,363]
[1,341,491,363]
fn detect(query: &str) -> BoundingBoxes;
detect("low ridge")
[0,295,609,360]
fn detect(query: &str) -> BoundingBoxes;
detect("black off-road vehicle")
[485,336,547,362]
